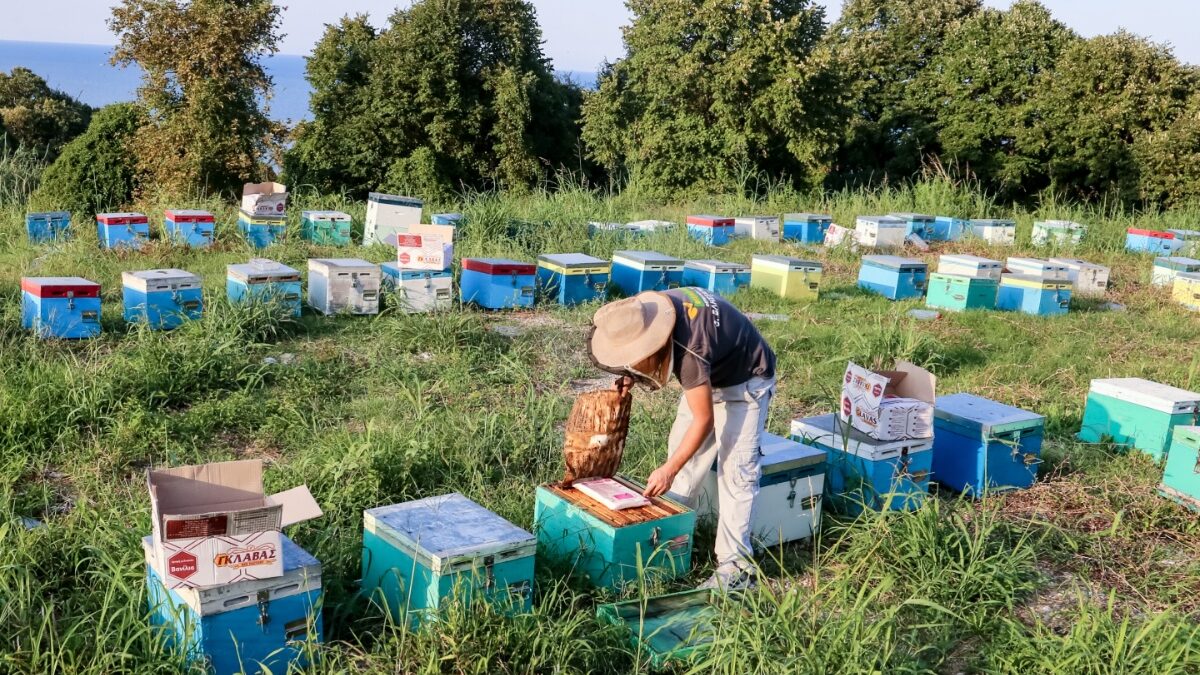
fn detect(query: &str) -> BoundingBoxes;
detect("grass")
[1,177,1200,673]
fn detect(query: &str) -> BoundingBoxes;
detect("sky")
[2,0,1197,71]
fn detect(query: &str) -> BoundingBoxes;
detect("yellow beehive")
[1172,272,1200,311]
[751,255,822,301]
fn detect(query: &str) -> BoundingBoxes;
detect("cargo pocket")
[727,450,762,492]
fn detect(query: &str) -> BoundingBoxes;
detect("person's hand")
[643,463,678,498]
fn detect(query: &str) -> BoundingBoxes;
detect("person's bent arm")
[643,384,714,497]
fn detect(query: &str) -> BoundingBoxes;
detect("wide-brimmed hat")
[588,292,676,375]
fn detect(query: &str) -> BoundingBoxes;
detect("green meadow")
[2,180,1200,673]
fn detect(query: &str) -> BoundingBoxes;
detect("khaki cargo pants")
[666,376,775,567]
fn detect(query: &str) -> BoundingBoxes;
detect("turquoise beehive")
[362,494,536,628]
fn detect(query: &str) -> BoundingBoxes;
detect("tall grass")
[0,140,47,209]
[1,179,1199,673]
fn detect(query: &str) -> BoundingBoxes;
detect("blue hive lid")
[970,219,1016,227]
[28,211,70,220]
[368,192,423,207]
[227,259,300,282]
[759,432,825,474]
[863,255,925,270]
[365,493,535,574]
[934,393,1043,437]
[1167,229,1200,240]
[302,210,352,221]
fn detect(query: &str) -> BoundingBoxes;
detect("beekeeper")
[587,287,776,591]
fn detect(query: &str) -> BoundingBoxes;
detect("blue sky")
[3,0,1197,71]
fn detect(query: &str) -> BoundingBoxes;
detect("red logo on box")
[275,202,285,213]
[844,371,852,384]
[168,551,198,580]
[398,252,411,265]
[841,395,852,416]
[871,383,883,397]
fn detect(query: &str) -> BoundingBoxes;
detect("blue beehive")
[536,253,610,306]
[1126,228,1183,255]
[535,475,695,590]
[143,534,323,675]
[362,493,536,628]
[26,211,71,244]
[226,260,302,317]
[122,269,203,329]
[790,414,933,515]
[461,258,537,309]
[682,260,750,296]
[686,215,734,246]
[932,393,1044,496]
[995,274,1071,316]
[431,213,463,225]
[610,250,683,296]
[781,212,832,244]
[97,212,150,250]
[888,212,935,238]
[1167,229,1200,255]
[163,209,215,248]
[928,216,967,242]
[21,277,102,339]
[1078,377,1200,462]
[237,210,287,249]
[858,255,928,300]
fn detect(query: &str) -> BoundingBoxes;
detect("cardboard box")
[241,182,288,217]
[396,224,455,271]
[839,361,936,441]
[147,460,322,590]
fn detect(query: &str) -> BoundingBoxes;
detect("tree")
[580,0,843,197]
[826,0,982,185]
[109,0,283,197]
[1021,31,1196,203]
[29,103,146,216]
[1134,92,1200,207]
[919,1,1076,199]
[283,15,381,195]
[0,67,92,158]
[285,0,581,199]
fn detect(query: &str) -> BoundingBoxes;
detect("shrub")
[28,103,145,216]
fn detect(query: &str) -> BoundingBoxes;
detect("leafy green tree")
[109,0,284,197]
[29,103,146,216]
[0,67,92,158]
[920,1,1076,199]
[1135,92,1200,206]
[1022,31,1197,203]
[580,0,842,197]
[283,14,380,195]
[286,0,581,199]
[827,0,982,185]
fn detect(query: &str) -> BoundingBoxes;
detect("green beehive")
[301,210,353,246]
[596,589,718,668]
[925,272,997,312]
[534,475,694,590]
[1078,378,1200,461]
[1160,426,1200,510]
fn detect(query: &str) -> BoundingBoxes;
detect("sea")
[0,40,596,123]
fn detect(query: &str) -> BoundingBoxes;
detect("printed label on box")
[157,530,284,589]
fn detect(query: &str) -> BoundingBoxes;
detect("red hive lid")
[1128,227,1174,239]
[164,210,214,223]
[98,213,149,225]
[462,258,536,275]
[687,215,734,227]
[21,277,101,298]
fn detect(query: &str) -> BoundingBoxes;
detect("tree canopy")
[580,0,842,197]
[0,67,92,159]
[284,0,583,199]
[109,0,284,197]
